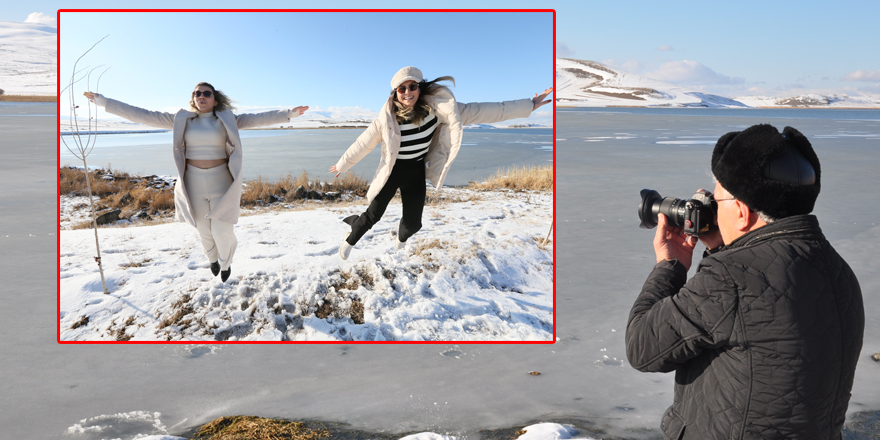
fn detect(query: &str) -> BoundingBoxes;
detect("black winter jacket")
[626,215,864,440]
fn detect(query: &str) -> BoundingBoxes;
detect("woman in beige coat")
[330,66,552,260]
[85,83,308,281]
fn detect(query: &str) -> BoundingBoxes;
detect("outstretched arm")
[83,91,175,129]
[235,106,309,129]
[458,87,553,126]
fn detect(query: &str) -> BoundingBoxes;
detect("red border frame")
[56,8,556,345]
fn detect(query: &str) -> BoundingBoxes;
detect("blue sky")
[55,10,552,111]
[7,0,880,102]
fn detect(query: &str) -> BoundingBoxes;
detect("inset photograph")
[57,10,555,342]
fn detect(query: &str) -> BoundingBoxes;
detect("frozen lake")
[3,103,879,438]
[59,127,553,187]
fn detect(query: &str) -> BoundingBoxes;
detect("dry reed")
[241,171,369,207]
[468,164,553,191]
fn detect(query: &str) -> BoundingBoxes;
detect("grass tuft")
[70,315,89,330]
[241,171,369,207]
[194,416,330,440]
[159,294,194,329]
[468,164,553,191]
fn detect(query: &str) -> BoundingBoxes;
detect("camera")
[638,189,717,236]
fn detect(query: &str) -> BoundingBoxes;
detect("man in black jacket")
[626,124,864,440]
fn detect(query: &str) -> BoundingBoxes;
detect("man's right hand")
[654,213,698,271]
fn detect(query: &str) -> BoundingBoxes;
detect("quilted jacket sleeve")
[335,117,382,174]
[626,258,739,373]
[457,98,534,126]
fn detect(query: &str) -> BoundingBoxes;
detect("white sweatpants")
[184,164,236,270]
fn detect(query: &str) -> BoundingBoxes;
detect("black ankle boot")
[221,266,232,282]
[343,215,358,226]
[210,261,220,276]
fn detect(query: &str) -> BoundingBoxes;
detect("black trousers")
[345,158,426,245]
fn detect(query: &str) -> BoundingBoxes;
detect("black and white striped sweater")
[397,113,438,161]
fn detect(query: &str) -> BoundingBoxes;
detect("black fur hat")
[711,124,821,219]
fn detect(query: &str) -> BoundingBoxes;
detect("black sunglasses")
[396,83,420,94]
[193,90,213,98]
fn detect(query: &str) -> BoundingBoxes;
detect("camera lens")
[638,189,688,229]
[638,189,717,236]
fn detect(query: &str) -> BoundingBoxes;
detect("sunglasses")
[192,90,213,98]
[396,83,420,94]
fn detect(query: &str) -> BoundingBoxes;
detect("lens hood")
[639,189,662,229]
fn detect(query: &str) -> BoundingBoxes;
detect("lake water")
[59,127,553,186]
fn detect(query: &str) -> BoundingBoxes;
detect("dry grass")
[159,294,194,329]
[413,238,445,257]
[61,166,369,226]
[469,165,553,191]
[0,95,55,102]
[241,171,369,207]
[61,166,175,219]
[349,299,365,325]
[194,416,330,440]
[70,315,89,330]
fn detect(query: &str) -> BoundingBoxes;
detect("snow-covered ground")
[0,19,56,95]
[60,188,554,342]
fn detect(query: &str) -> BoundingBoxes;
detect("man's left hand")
[654,213,698,271]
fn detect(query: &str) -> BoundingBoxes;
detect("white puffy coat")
[333,86,534,202]
[99,95,298,225]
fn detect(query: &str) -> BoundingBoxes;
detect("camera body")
[639,189,717,236]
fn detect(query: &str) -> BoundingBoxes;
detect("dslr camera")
[638,189,718,237]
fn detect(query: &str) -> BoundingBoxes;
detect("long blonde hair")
[189,82,235,115]
[390,76,455,125]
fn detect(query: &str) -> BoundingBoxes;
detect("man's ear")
[735,200,764,232]
[734,200,753,232]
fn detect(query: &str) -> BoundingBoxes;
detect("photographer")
[626,124,864,439]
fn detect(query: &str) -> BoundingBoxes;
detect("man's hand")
[654,213,698,271]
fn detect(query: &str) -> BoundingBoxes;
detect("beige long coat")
[334,86,534,202]
[101,97,295,225]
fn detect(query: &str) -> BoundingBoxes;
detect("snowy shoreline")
[59,187,555,342]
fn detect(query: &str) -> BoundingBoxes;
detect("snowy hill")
[555,58,748,108]
[0,20,56,95]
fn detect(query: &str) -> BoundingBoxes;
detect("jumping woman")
[329,66,552,260]
[85,83,308,281]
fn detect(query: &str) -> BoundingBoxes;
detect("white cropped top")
[184,112,228,160]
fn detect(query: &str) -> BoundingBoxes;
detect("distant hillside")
[0,20,56,96]
[556,58,880,109]
[555,58,747,108]
[735,93,880,108]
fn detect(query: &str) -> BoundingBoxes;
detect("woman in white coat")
[84,83,308,281]
[330,66,552,260]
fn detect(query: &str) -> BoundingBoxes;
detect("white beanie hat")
[390,66,424,90]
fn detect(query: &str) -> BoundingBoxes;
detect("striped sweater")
[397,113,438,161]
